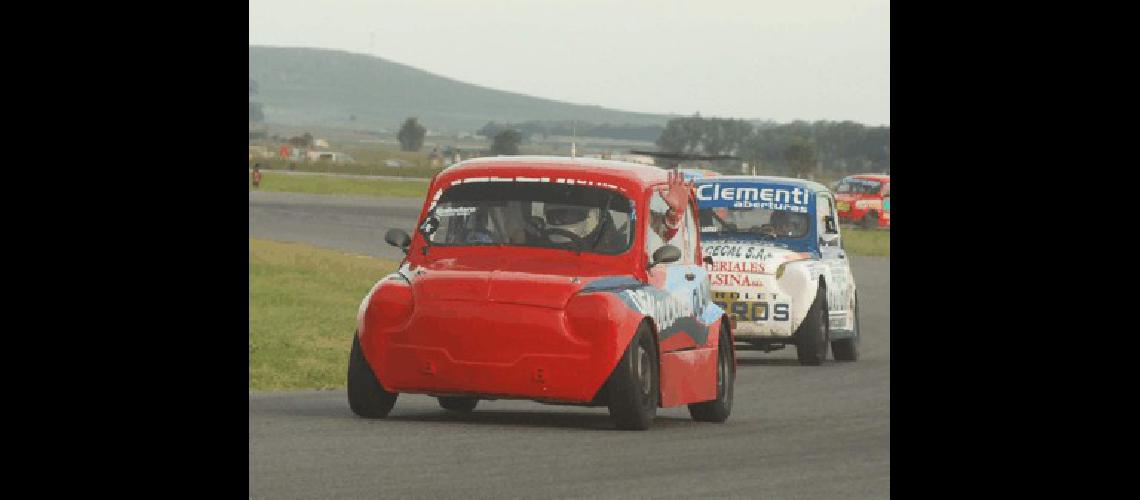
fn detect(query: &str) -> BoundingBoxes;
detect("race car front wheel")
[606,322,658,430]
[438,397,478,412]
[688,322,734,422]
[347,333,398,418]
[861,212,878,230]
[832,293,860,361]
[795,289,830,366]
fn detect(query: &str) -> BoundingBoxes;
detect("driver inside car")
[544,169,691,251]
[768,211,807,237]
[543,204,596,245]
[436,169,694,251]
[462,210,496,244]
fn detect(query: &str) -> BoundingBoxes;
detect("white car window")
[817,193,841,246]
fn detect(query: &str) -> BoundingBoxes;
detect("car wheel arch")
[814,277,829,323]
[720,313,736,371]
[592,317,660,407]
[721,313,734,343]
[637,317,663,403]
[639,317,661,359]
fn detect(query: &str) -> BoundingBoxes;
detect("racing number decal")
[773,304,789,321]
[714,292,789,322]
[752,302,768,321]
[730,302,747,319]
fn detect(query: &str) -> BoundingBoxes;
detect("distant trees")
[478,122,511,140]
[657,116,889,175]
[490,129,522,155]
[784,138,818,178]
[465,115,886,175]
[655,121,689,154]
[288,132,313,148]
[655,115,753,156]
[398,117,427,152]
[478,120,663,142]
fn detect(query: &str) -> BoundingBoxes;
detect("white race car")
[694,176,860,365]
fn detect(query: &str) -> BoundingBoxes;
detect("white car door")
[816,192,857,334]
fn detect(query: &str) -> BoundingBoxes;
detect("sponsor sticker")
[830,315,847,329]
[695,182,810,213]
[435,206,478,217]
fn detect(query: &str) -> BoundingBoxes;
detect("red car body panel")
[659,321,721,407]
[358,158,731,407]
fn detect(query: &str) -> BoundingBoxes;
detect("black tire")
[795,288,829,366]
[605,323,659,430]
[832,293,860,362]
[347,334,398,418]
[688,323,734,422]
[438,396,478,412]
[861,212,878,230]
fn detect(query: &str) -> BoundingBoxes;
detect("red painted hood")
[410,254,614,309]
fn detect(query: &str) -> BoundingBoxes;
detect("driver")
[463,208,497,244]
[543,169,693,247]
[768,211,805,237]
[543,203,596,244]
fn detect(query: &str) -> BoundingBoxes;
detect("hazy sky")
[249,0,889,126]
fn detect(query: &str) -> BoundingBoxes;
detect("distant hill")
[249,46,674,134]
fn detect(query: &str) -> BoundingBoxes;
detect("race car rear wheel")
[347,333,398,418]
[861,211,878,230]
[688,322,734,422]
[832,293,860,361]
[606,322,658,430]
[795,288,829,366]
[438,397,478,412]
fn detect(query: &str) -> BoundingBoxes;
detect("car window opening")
[428,182,634,255]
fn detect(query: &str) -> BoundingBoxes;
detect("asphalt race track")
[249,191,424,261]
[249,191,890,499]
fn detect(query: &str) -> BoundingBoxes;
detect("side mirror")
[650,245,682,269]
[385,228,411,253]
[703,255,714,265]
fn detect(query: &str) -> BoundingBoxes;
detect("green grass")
[250,171,429,198]
[250,157,440,178]
[249,239,399,390]
[842,227,890,257]
[249,141,443,177]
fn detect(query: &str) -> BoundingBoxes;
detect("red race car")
[834,174,890,229]
[349,157,734,430]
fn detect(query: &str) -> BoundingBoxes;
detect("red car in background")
[834,174,890,229]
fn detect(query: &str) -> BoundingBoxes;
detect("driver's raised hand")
[663,169,695,224]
